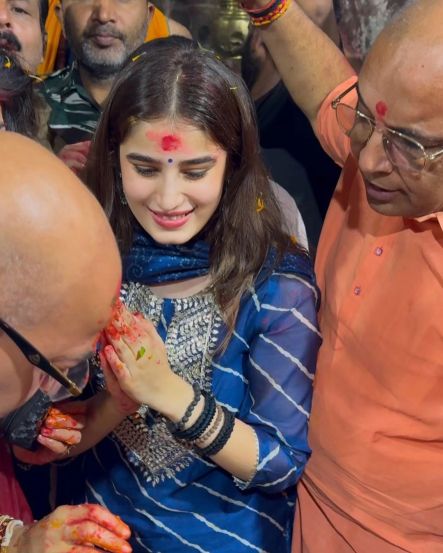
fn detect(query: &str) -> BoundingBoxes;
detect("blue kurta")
[51,269,320,553]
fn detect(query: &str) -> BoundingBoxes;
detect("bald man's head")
[0,133,121,415]
[366,0,443,69]
[350,0,443,219]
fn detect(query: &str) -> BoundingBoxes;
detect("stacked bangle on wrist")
[197,407,236,458]
[241,0,291,27]
[168,384,236,458]
[168,382,202,434]
[0,516,23,551]
[0,517,13,545]
[195,403,224,446]
[170,391,217,442]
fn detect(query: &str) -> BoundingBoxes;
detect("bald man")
[241,1,443,552]
[0,132,132,553]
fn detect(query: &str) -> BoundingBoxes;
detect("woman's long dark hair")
[88,37,303,332]
[0,51,37,136]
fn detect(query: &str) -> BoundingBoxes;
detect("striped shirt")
[40,63,100,150]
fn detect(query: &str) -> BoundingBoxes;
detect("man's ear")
[147,2,155,26]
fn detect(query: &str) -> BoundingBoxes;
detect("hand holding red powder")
[8,504,132,553]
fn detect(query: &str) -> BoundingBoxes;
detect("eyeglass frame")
[0,318,82,397]
[331,82,443,171]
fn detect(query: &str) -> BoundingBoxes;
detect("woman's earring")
[117,170,127,205]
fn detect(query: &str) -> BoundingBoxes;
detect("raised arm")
[297,0,340,45]
[242,0,354,127]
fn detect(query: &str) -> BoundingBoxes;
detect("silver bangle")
[1,519,23,548]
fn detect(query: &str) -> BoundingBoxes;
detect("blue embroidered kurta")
[53,266,320,553]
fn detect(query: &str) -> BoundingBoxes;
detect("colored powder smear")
[105,298,142,343]
[376,101,388,118]
[161,135,181,152]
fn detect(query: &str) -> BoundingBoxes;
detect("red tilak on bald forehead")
[376,101,388,118]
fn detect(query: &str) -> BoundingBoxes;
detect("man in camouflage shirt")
[42,0,155,166]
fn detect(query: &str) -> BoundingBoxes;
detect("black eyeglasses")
[332,82,443,172]
[0,318,87,398]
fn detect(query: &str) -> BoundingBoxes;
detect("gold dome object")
[212,0,250,59]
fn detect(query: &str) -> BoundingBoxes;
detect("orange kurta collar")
[414,211,443,230]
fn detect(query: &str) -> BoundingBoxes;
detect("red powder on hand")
[105,299,144,343]
[161,135,181,152]
[105,298,124,340]
[106,324,122,341]
[376,101,388,118]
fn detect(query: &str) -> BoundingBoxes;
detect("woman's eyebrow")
[127,153,159,163]
[180,156,217,165]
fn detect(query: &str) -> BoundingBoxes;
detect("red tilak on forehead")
[161,135,181,152]
[376,101,388,118]
[145,130,184,153]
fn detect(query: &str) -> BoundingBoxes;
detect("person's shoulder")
[254,249,320,308]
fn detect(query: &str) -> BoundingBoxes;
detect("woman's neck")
[149,275,212,299]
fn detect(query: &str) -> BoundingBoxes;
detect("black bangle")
[197,406,236,458]
[168,382,201,433]
[172,392,217,442]
[195,404,223,445]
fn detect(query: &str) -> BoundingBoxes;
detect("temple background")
[155,0,250,70]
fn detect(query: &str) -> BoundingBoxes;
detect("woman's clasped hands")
[101,301,192,419]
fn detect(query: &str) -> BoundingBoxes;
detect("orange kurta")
[293,77,443,552]
[37,1,170,75]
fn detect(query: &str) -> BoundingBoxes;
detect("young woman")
[50,37,321,553]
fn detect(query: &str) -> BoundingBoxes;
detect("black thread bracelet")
[172,392,217,442]
[196,404,223,445]
[167,382,201,433]
[197,406,236,458]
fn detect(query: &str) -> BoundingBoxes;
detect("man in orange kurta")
[243,0,443,551]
